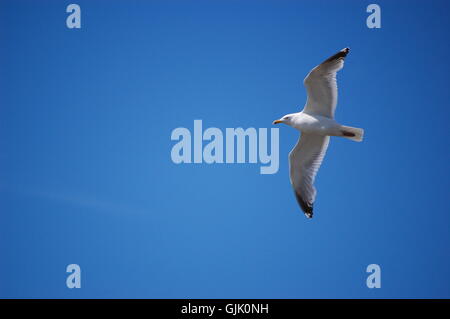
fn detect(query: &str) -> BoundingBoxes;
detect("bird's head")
[273,114,295,126]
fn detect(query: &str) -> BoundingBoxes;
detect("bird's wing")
[302,48,350,118]
[289,133,330,218]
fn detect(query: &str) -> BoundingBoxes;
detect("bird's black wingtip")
[294,191,314,219]
[323,47,350,63]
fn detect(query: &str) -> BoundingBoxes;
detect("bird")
[273,48,364,219]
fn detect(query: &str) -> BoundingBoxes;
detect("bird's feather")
[289,133,330,218]
[303,48,349,119]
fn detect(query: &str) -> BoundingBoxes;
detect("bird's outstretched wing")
[289,133,330,218]
[303,48,349,119]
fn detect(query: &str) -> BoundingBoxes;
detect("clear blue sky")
[1,0,449,298]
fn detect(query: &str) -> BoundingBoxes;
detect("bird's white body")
[289,112,342,136]
[273,48,364,218]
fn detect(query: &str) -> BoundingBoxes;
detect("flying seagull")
[273,48,363,219]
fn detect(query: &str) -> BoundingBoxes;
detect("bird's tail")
[340,126,364,142]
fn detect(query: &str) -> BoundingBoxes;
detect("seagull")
[273,48,364,219]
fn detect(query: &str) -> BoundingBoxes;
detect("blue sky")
[0,0,449,298]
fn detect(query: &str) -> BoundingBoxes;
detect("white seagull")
[273,48,364,219]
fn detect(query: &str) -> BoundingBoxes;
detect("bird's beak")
[273,119,283,125]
